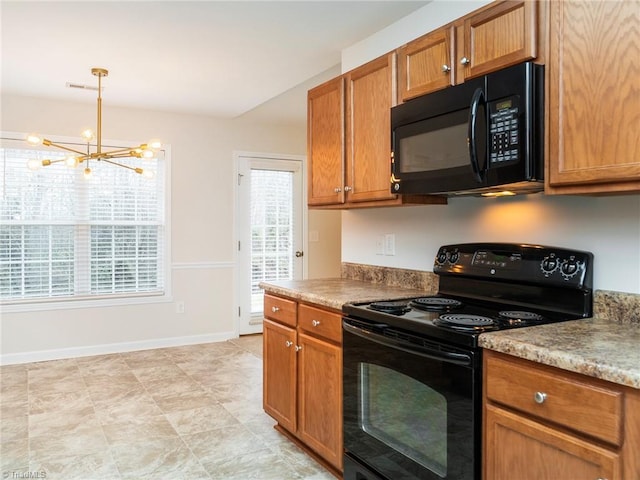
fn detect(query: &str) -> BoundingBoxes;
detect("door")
[263,319,297,432]
[235,153,305,335]
[342,319,480,480]
[484,404,620,479]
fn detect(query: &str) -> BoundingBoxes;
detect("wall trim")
[172,261,235,270]
[0,331,237,366]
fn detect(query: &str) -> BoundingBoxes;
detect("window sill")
[0,292,172,314]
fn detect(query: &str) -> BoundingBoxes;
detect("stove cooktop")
[342,242,594,348]
[343,295,585,348]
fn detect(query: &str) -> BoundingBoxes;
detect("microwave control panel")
[489,97,519,164]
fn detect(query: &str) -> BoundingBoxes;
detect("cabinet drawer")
[485,353,623,446]
[264,294,297,327]
[298,304,342,344]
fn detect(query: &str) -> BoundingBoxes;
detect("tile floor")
[0,335,336,480]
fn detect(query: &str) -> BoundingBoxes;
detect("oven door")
[343,318,481,480]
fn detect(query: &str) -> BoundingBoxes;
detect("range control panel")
[434,243,593,290]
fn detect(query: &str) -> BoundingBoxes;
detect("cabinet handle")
[441,64,451,73]
[312,320,321,327]
[460,56,470,66]
[344,186,352,192]
[534,391,547,404]
[285,340,293,347]
[334,187,342,193]
[271,306,280,313]
[295,345,303,352]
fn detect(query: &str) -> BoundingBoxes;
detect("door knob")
[295,251,304,258]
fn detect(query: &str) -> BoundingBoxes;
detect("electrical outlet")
[384,234,396,256]
[376,236,385,255]
[176,301,185,314]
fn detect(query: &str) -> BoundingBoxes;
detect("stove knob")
[449,251,459,264]
[436,251,448,265]
[540,254,558,276]
[560,257,581,280]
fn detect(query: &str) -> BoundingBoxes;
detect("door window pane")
[250,169,294,313]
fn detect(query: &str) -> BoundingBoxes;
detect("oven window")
[359,363,447,478]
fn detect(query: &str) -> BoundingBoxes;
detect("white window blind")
[0,143,166,304]
[250,169,294,310]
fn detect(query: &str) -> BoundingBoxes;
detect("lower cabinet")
[263,294,343,474]
[483,350,640,479]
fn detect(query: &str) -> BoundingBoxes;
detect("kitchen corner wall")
[340,0,640,295]
[0,88,341,362]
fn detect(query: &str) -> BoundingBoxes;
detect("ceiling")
[1,1,429,120]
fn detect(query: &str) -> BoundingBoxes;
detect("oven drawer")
[485,352,623,446]
[264,294,297,327]
[298,304,342,343]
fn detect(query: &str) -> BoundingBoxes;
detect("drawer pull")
[312,319,321,327]
[534,391,547,404]
[285,340,293,347]
[271,306,280,313]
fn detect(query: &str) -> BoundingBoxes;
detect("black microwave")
[391,61,544,197]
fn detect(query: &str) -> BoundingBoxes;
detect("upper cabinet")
[398,0,537,101]
[545,0,640,195]
[307,52,446,208]
[398,27,455,101]
[460,0,537,80]
[307,76,345,206]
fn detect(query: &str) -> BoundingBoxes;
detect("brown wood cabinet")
[307,76,345,206]
[398,0,537,101]
[262,294,343,474]
[545,0,640,195]
[307,53,446,208]
[483,350,640,479]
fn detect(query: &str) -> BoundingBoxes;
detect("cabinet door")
[484,404,621,480]
[398,27,455,101]
[263,319,297,433]
[461,0,536,79]
[345,53,397,203]
[307,76,345,206]
[297,331,343,470]
[546,0,640,194]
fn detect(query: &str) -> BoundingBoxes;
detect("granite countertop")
[259,278,430,311]
[260,278,640,390]
[479,317,640,390]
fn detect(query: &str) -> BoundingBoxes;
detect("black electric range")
[342,242,594,348]
[342,243,593,480]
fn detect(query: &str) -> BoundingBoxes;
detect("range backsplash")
[341,263,640,325]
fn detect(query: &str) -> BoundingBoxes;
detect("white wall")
[0,85,342,362]
[342,195,640,294]
[340,0,640,295]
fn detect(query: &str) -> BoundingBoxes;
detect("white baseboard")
[0,331,238,366]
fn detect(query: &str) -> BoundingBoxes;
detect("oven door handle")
[343,321,472,366]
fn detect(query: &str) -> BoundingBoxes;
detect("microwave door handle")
[468,88,487,183]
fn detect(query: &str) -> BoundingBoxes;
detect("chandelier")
[26,67,160,179]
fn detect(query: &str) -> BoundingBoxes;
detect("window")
[250,168,297,312]
[0,139,167,306]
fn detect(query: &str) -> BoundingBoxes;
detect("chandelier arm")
[43,141,86,156]
[92,146,145,157]
[100,158,143,173]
